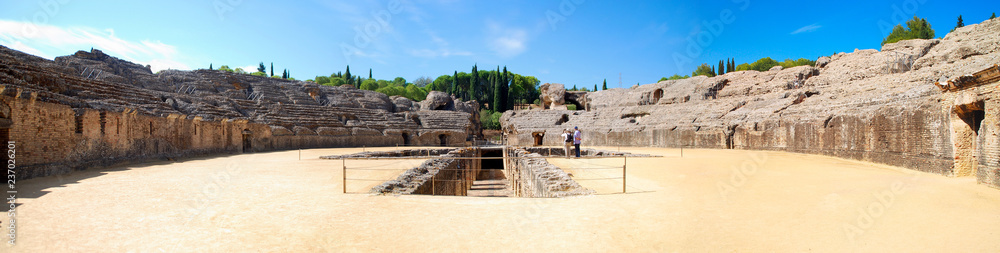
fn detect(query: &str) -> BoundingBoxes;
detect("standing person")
[573,126,582,158]
[561,129,572,158]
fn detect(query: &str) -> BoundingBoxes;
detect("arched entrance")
[242,129,252,153]
[402,132,411,146]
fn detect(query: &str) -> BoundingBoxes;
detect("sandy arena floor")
[3,146,1000,252]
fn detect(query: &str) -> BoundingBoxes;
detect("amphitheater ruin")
[2,15,1000,253]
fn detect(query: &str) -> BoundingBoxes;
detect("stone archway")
[438,134,448,147]
[951,101,985,177]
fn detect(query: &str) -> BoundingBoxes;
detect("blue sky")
[0,0,996,89]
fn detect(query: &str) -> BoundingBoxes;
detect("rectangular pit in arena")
[322,147,650,197]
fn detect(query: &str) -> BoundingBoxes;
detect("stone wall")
[505,148,593,197]
[0,44,479,179]
[349,148,482,195]
[502,18,1000,179]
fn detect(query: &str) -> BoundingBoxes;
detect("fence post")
[623,156,627,193]
[342,159,347,194]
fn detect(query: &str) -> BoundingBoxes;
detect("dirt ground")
[4,146,1000,252]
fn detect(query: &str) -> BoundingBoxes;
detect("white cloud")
[0,19,189,72]
[791,24,822,35]
[486,22,529,58]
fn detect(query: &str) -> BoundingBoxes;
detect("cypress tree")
[504,66,512,111]
[369,68,372,79]
[991,13,996,19]
[450,71,458,96]
[719,60,725,75]
[594,84,598,92]
[953,15,964,32]
[270,63,274,77]
[209,63,213,70]
[469,65,478,102]
[345,65,352,83]
[602,79,607,90]
[711,65,716,76]
[492,67,502,112]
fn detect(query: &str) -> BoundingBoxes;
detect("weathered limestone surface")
[0,46,478,179]
[503,18,1000,180]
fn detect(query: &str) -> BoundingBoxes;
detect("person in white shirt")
[560,129,572,158]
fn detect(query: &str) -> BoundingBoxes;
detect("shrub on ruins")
[251,71,267,77]
[659,74,689,82]
[778,58,815,69]
[314,76,330,85]
[735,63,751,71]
[218,65,234,72]
[330,77,347,86]
[234,68,248,74]
[359,79,377,90]
[691,63,716,77]
[376,85,406,97]
[404,85,428,101]
[882,16,935,45]
[749,57,780,71]
[479,109,503,130]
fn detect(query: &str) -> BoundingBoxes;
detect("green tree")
[409,85,429,101]
[258,62,266,73]
[234,68,247,74]
[270,63,274,77]
[218,65,233,72]
[719,60,725,75]
[692,63,716,77]
[209,63,213,70]
[360,79,378,90]
[282,69,288,79]
[602,79,607,90]
[748,57,781,71]
[571,84,577,91]
[250,71,267,77]
[882,16,935,45]
[369,68,372,79]
[330,77,346,86]
[375,85,406,97]
[991,13,996,19]
[392,77,407,87]
[952,15,964,32]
